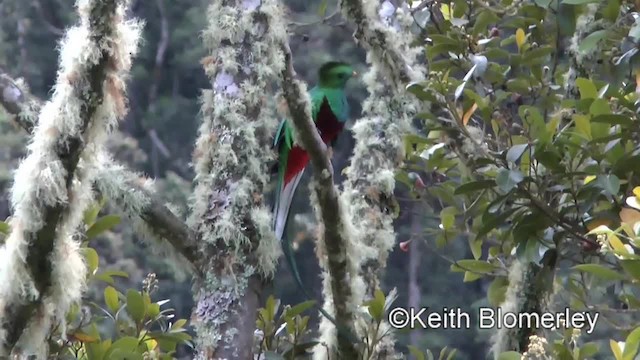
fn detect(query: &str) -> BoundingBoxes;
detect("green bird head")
[317,61,357,89]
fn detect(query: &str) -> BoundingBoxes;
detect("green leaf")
[495,168,524,193]
[521,46,554,65]
[603,0,620,22]
[101,270,129,278]
[285,300,316,319]
[82,247,100,275]
[469,237,482,260]
[472,10,499,35]
[85,340,109,360]
[487,277,508,306]
[611,340,624,360]
[408,346,426,360]
[621,260,640,281]
[590,98,611,116]
[317,0,328,16]
[104,286,120,314]
[440,206,457,230]
[171,319,188,331]
[265,295,280,322]
[579,30,607,53]
[562,0,599,4]
[506,78,530,93]
[452,259,498,274]
[86,214,121,240]
[0,221,9,235]
[506,144,529,164]
[579,342,600,359]
[596,174,620,196]
[498,351,522,360]
[454,180,496,194]
[366,289,386,321]
[591,114,633,127]
[83,202,102,227]
[572,264,626,281]
[126,290,146,323]
[463,271,482,282]
[104,337,140,359]
[576,78,598,99]
[574,114,592,139]
[624,327,640,360]
[476,207,520,240]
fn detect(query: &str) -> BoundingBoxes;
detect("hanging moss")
[0,0,141,355]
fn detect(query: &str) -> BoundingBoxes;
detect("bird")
[270,60,359,343]
[271,61,357,241]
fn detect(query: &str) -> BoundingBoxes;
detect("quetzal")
[271,61,358,342]
[272,61,356,240]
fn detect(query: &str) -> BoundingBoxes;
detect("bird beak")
[352,70,358,77]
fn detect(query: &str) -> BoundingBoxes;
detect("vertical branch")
[279,43,361,359]
[337,0,426,357]
[0,0,141,356]
[338,0,425,295]
[187,0,285,357]
[490,254,557,358]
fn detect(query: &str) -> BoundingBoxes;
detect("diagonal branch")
[0,68,199,271]
[0,0,134,354]
[279,42,359,359]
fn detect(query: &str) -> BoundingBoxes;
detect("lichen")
[0,0,141,354]
[336,0,426,357]
[490,259,555,359]
[310,180,365,360]
[187,0,286,356]
[564,3,608,99]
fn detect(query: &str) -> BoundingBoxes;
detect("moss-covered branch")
[338,0,425,292]
[279,42,360,359]
[186,0,284,357]
[337,1,426,357]
[0,69,200,269]
[490,252,557,357]
[0,0,141,356]
[93,156,200,272]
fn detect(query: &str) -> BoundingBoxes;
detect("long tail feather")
[273,168,305,241]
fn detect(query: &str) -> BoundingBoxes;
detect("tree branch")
[0,0,141,354]
[279,42,359,358]
[186,0,283,357]
[0,66,199,272]
[337,1,426,356]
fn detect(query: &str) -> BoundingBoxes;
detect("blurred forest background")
[0,0,492,358]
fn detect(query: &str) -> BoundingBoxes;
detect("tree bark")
[280,42,360,359]
[0,70,200,269]
[0,0,142,355]
[187,0,284,357]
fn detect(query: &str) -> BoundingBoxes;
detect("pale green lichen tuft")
[490,259,555,358]
[564,3,608,99]
[335,1,427,356]
[0,0,141,354]
[187,0,287,356]
[310,180,365,360]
